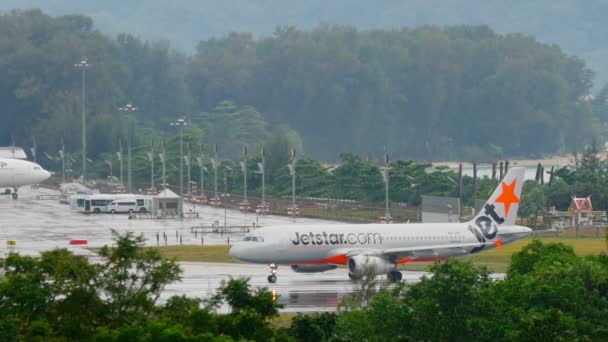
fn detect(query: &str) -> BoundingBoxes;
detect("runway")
[167,262,505,312]
[0,186,505,312]
[165,262,430,312]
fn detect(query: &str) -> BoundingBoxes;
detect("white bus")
[78,194,134,213]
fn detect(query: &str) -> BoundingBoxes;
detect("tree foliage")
[0,9,604,171]
[0,232,284,341]
[330,241,608,341]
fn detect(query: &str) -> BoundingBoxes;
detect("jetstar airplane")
[230,167,532,283]
[0,158,51,199]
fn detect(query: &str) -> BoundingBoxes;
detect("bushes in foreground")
[1,236,607,341]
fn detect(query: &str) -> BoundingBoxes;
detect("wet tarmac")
[167,262,505,313]
[0,186,504,313]
[166,262,434,312]
[0,186,335,256]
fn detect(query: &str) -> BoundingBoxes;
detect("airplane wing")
[343,240,502,261]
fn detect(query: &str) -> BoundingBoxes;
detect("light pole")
[185,143,191,197]
[59,138,65,184]
[223,165,233,229]
[197,144,205,198]
[213,144,219,203]
[382,152,391,222]
[159,140,167,190]
[170,118,190,216]
[74,58,90,183]
[147,142,155,190]
[406,175,423,222]
[117,139,124,186]
[287,148,297,216]
[105,160,113,179]
[119,103,137,193]
[260,147,266,206]
[240,145,249,209]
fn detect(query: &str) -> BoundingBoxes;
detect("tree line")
[4,1,608,90]
[60,127,608,218]
[2,9,607,165]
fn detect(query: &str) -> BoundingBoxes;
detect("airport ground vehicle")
[76,194,130,213]
[76,194,150,213]
[106,196,153,214]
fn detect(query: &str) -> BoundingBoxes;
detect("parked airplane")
[0,158,51,199]
[230,167,531,283]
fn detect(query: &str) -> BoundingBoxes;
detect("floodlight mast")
[198,144,205,198]
[384,152,391,221]
[119,103,138,193]
[170,118,190,217]
[74,58,90,182]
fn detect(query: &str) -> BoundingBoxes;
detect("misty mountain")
[1,0,607,88]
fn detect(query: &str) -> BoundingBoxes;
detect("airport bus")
[78,194,135,213]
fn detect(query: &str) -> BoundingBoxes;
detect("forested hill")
[1,10,607,163]
[1,0,607,88]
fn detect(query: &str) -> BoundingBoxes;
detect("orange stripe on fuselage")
[295,255,448,266]
[396,257,448,264]
[296,254,349,265]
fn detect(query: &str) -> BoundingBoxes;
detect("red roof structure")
[571,196,592,211]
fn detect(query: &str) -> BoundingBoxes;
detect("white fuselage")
[229,223,532,265]
[0,158,51,188]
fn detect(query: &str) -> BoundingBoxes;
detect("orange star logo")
[495,180,520,217]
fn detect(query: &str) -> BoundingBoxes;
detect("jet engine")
[348,255,395,278]
[291,264,338,273]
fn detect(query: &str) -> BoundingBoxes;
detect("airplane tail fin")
[471,167,525,227]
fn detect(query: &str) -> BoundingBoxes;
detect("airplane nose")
[42,170,51,181]
[229,244,241,260]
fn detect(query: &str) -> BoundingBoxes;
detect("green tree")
[544,178,572,210]
[96,231,182,327]
[508,240,577,277]
[400,259,492,341]
[288,313,337,342]
[518,180,547,226]
[333,153,383,201]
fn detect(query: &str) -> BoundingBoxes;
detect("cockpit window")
[33,166,41,170]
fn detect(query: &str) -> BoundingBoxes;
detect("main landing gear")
[267,263,278,283]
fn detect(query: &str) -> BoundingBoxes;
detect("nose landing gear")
[267,263,278,283]
[6,188,18,200]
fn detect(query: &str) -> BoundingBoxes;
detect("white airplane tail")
[470,166,526,227]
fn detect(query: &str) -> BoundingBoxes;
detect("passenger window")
[251,237,258,242]
[243,236,252,241]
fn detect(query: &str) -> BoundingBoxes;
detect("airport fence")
[188,190,420,223]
